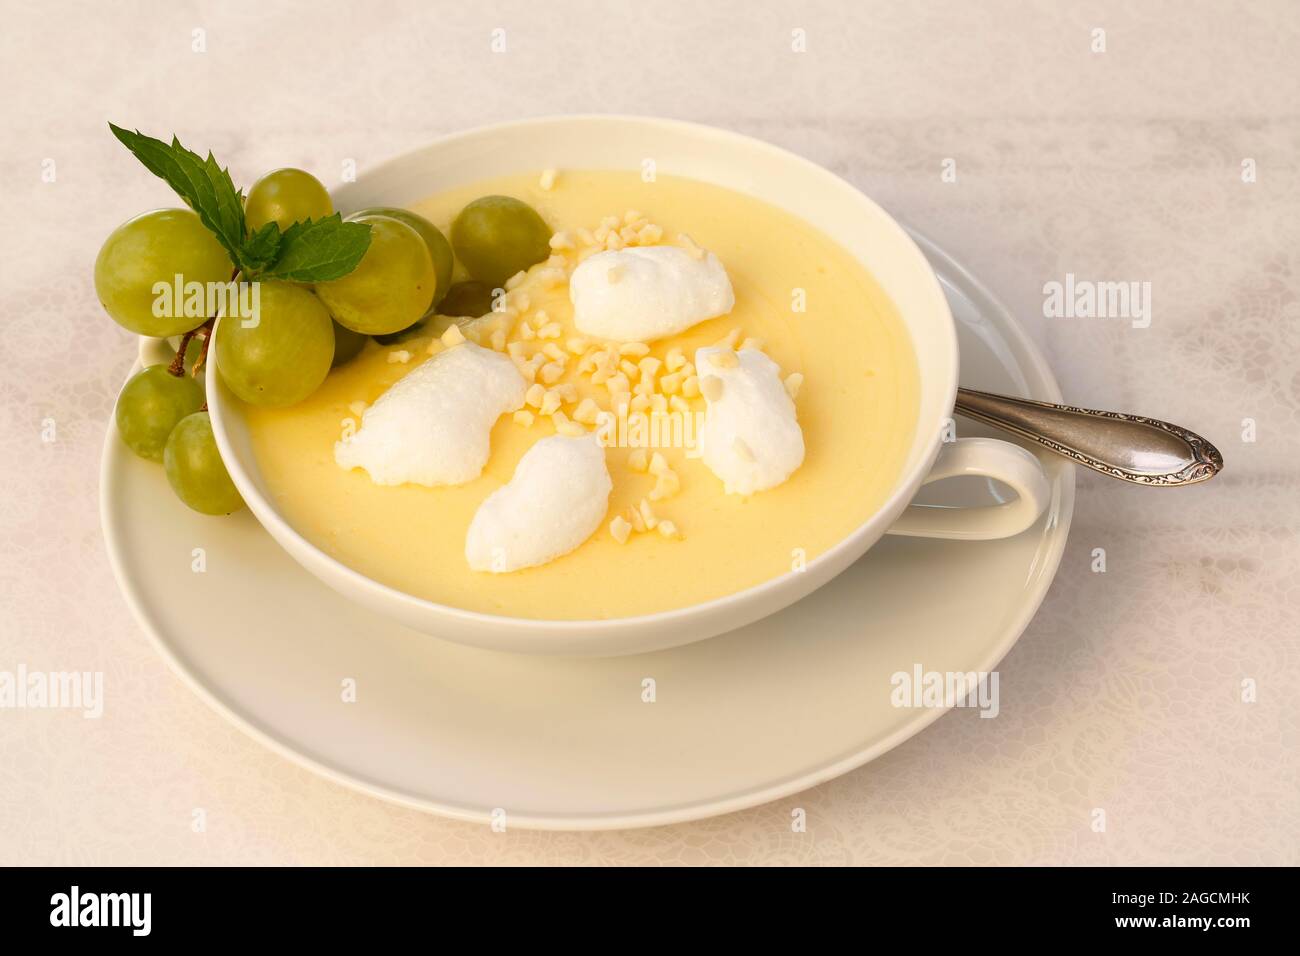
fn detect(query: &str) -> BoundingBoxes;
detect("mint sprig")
[241,221,283,272]
[259,215,373,282]
[107,124,370,283]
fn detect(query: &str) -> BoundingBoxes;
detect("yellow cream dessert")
[243,170,920,619]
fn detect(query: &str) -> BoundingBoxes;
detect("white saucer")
[100,231,1074,830]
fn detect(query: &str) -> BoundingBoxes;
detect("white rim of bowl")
[206,114,958,640]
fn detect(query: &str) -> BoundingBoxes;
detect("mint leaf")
[108,123,248,270]
[259,214,371,282]
[109,123,370,283]
[241,221,282,272]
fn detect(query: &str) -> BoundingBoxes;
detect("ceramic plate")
[100,230,1074,829]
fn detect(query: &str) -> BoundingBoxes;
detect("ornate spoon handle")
[954,388,1223,486]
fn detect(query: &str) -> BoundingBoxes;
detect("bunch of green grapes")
[114,364,242,515]
[100,156,555,517]
[97,203,239,514]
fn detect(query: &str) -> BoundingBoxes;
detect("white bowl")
[205,115,1048,656]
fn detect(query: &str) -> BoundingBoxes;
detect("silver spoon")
[955,388,1223,486]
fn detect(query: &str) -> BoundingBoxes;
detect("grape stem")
[167,268,239,378]
[190,320,215,378]
[168,322,209,377]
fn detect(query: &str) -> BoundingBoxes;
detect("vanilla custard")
[244,171,920,620]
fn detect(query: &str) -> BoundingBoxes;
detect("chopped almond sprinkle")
[638,498,658,530]
[681,375,701,398]
[657,520,680,538]
[669,395,690,415]
[556,382,579,403]
[504,271,528,291]
[606,372,631,394]
[507,341,529,359]
[514,355,542,383]
[538,322,562,340]
[627,506,646,534]
[554,412,584,437]
[620,359,641,380]
[576,227,595,246]
[784,372,804,400]
[489,329,507,352]
[700,375,724,401]
[711,350,739,369]
[665,348,687,372]
[628,448,649,472]
[539,362,566,384]
[348,401,368,417]
[619,342,650,357]
[525,383,546,408]
[440,324,466,347]
[636,223,663,245]
[542,342,567,362]
[539,390,562,416]
[659,371,683,394]
[566,337,588,355]
[572,398,601,424]
[629,393,651,414]
[638,356,662,381]
[519,322,536,341]
[649,472,681,501]
[650,394,668,414]
[513,409,535,427]
[714,328,742,350]
[609,515,632,544]
[387,349,412,364]
[677,232,705,260]
[548,230,575,251]
[649,452,670,476]
[539,168,557,190]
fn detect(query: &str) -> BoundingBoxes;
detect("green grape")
[314,216,436,335]
[349,207,453,307]
[216,281,334,406]
[245,168,333,232]
[115,365,204,462]
[94,209,232,337]
[450,195,551,289]
[331,319,367,367]
[437,280,495,318]
[164,412,244,515]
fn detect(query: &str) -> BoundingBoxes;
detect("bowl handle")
[886,437,1050,540]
